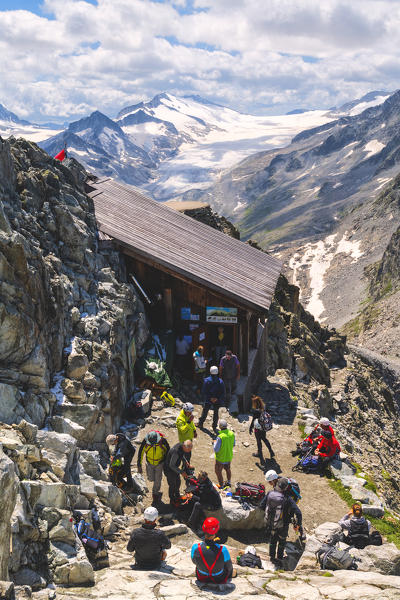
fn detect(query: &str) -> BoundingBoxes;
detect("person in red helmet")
[191,518,234,583]
[315,430,341,472]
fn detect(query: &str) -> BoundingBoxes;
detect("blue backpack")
[301,456,319,472]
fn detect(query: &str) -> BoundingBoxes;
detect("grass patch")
[382,469,392,481]
[297,421,306,439]
[328,475,400,549]
[353,463,377,494]
[322,571,334,577]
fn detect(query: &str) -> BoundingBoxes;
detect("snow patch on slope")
[364,140,385,158]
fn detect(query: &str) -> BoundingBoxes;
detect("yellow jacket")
[176,409,196,443]
[137,436,169,466]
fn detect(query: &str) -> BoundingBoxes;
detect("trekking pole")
[119,487,137,507]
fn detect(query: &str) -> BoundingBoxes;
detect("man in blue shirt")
[198,366,225,433]
[191,518,233,583]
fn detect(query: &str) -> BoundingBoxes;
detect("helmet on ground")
[145,431,161,445]
[276,477,289,491]
[265,469,278,482]
[245,545,257,555]
[144,506,159,521]
[320,417,330,426]
[321,430,332,439]
[210,366,219,375]
[202,517,220,535]
[183,402,194,412]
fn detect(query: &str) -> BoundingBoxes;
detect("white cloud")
[0,0,399,122]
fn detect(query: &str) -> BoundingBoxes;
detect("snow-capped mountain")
[0,103,62,143]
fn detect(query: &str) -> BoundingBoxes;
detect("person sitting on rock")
[315,430,341,472]
[260,477,302,567]
[127,506,171,569]
[191,517,234,583]
[137,430,170,506]
[176,402,197,443]
[338,503,372,549]
[187,471,222,534]
[163,440,193,506]
[292,417,334,457]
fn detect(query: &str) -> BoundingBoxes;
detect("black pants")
[269,526,288,560]
[199,403,220,429]
[122,454,135,488]
[166,470,181,502]
[188,498,205,529]
[255,430,274,459]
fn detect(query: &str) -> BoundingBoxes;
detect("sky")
[0,0,399,123]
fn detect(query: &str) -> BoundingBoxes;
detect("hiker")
[176,402,197,443]
[107,432,136,490]
[315,430,341,471]
[219,349,240,406]
[191,517,234,583]
[214,326,227,364]
[260,477,303,567]
[187,471,222,534]
[237,546,262,569]
[175,334,190,374]
[127,506,171,568]
[193,345,207,392]
[338,503,372,549]
[89,500,101,532]
[249,395,275,464]
[213,419,235,488]
[137,430,170,506]
[198,366,225,433]
[292,417,334,457]
[265,471,305,541]
[163,439,193,506]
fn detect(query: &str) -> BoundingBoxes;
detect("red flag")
[54,148,66,161]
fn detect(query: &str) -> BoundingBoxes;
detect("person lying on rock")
[176,402,197,443]
[127,506,171,569]
[137,430,170,507]
[292,417,334,457]
[260,477,303,567]
[338,503,372,549]
[191,517,235,583]
[315,430,341,472]
[163,439,193,506]
[186,471,222,535]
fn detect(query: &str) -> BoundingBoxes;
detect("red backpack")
[234,482,265,504]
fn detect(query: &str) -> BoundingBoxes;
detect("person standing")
[108,432,136,491]
[137,430,170,506]
[127,506,171,568]
[198,366,225,433]
[193,345,207,392]
[249,395,275,463]
[191,518,234,583]
[176,402,197,443]
[175,334,190,374]
[213,419,235,488]
[219,349,240,406]
[163,440,193,506]
[260,477,302,567]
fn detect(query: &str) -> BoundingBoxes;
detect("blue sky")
[0,0,398,122]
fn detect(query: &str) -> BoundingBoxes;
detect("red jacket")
[316,436,340,458]
[306,424,335,445]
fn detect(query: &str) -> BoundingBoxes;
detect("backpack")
[316,543,356,571]
[258,410,273,432]
[286,478,301,503]
[301,456,320,472]
[369,530,383,546]
[237,552,262,569]
[76,520,105,552]
[234,482,265,504]
[347,517,370,549]
[264,490,288,530]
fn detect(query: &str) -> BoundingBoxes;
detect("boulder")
[349,542,400,576]
[20,481,79,510]
[36,431,79,483]
[205,497,264,530]
[66,352,89,380]
[53,546,94,586]
[132,473,148,495]
[94,482,122,514]
[49,416,86,441]
[0,383,24,425]
[13,568,46,591]
[48,511,75,545]
[0,581,14,600]
[361,505,385,517]
[0,447,18,579]
[79,450,108,481]
[160,524,188,536]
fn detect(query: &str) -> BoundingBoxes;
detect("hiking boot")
[223,481,231,488]
[270,452,275,458]
[252,453,261,458]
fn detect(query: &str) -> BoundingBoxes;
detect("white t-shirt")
[176,338,190,355]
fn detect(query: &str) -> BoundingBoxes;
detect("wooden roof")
[87,178,282,312]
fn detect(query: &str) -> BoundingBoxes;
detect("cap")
[183,402,194,412]
[202,517,220,535]
[245,545,257,555]
[144,506,159,521]
[320,417,330,426]
[210,366,219,374]
[218,419,228,429]
[276,477,289,491]
[146,431,161,445]
[265,470,278,482]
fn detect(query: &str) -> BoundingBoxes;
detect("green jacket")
[176,409,196,443]
[215,429,235,463]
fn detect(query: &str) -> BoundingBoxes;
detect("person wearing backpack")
[338,503,372,549]
[127,506,171,568]
[249,395,275,464]
[176,402,197,443]
[259,477,302,566]
[191,517,234,583]
[137,430,170,506]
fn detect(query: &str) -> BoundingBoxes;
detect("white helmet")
[144,506,159,521]
[210,366,219,375]
[245,545,257,555]
[183,402,194,412]
[265,469,278,482]
[320,417,330,426]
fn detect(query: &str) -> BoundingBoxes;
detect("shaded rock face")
[0,136,148,435]
[0,447,18,579]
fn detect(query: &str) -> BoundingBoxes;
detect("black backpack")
[316,543,357,571]
[286,478,301,503]
[369,530,383,546]
[347,517,370,549]
[237,552,262,569]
